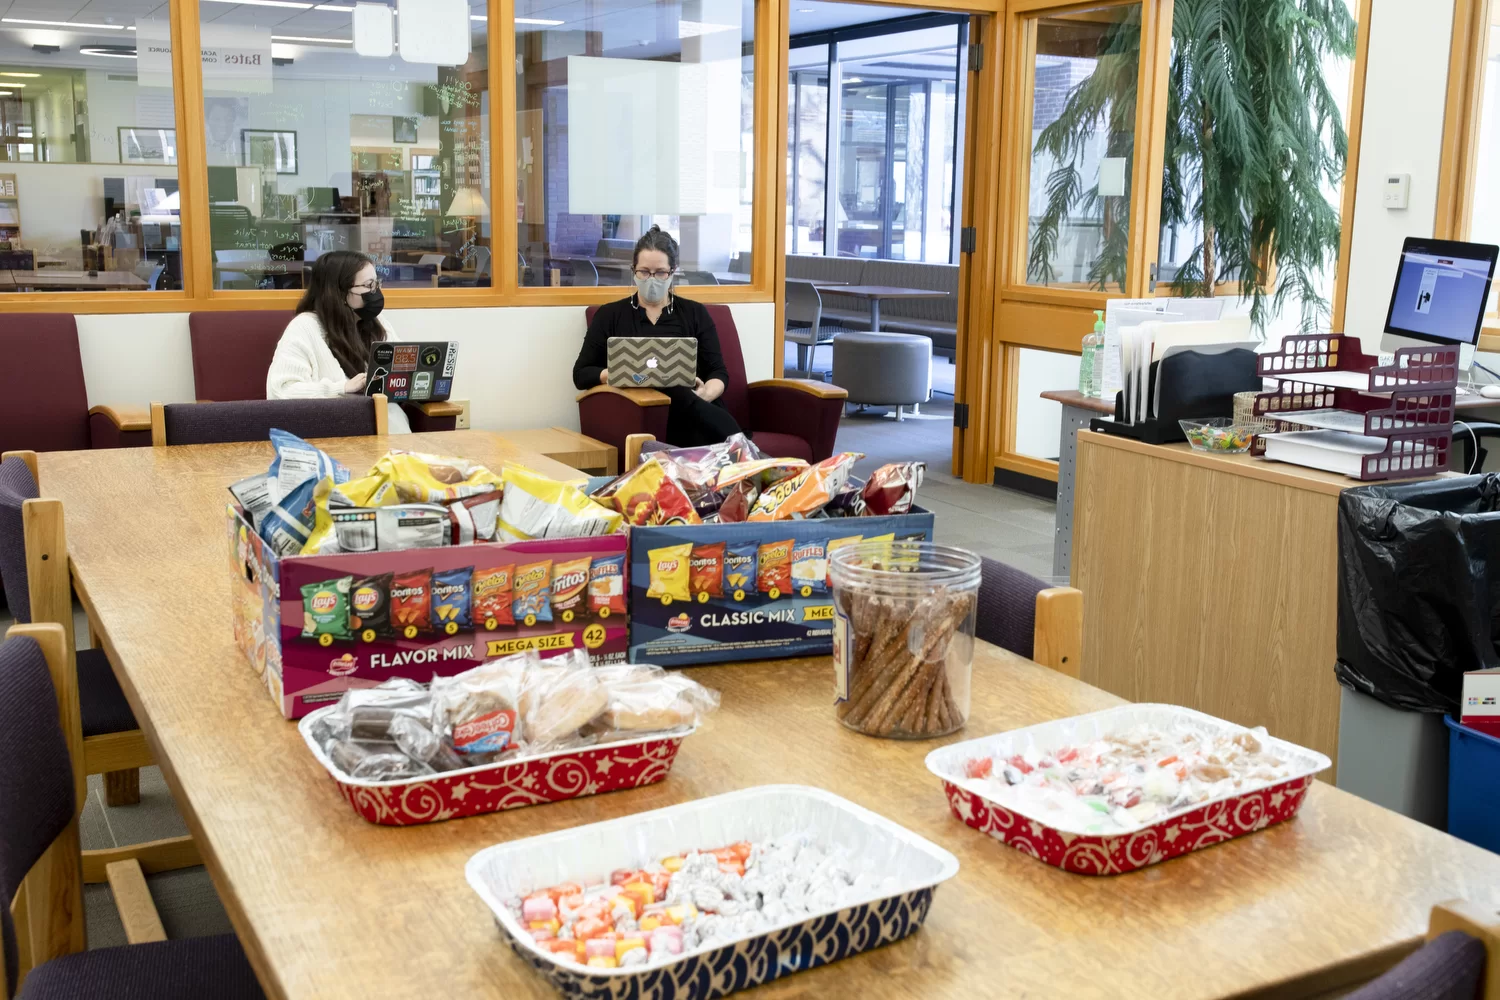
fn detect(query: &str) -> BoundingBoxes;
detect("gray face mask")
[634,274,671,305]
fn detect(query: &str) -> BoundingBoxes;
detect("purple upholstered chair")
[1343,930,1486,1000]
[0,631,265,1000]
[975,556,1083,677]
[153,395,385,446]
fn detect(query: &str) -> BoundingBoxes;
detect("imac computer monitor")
[1382,236,1499,369]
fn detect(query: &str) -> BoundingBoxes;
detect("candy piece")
[649,927,684,955]
[661,855,685,873]
[615,937,646,961]
[549,882,583,902]
[529,927,554,942]
[586,956,619,969]
[623,881,655,909]
[619,946,648,968]
[964,758,993,779]
[572,916,612,941]
[610,868,646,886]
[522,896,559,922]
[610,894,639,919]
[639,915,662,933]
[726,841,752,862]
[665,903,698,925]
[583,936,618,958]
[528,918,561,934]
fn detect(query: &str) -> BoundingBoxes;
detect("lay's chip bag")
[368,450,503,504]
[645,543,692,604]
[301,576,353,644]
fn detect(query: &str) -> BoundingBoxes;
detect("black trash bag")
[1336,474,1500,713]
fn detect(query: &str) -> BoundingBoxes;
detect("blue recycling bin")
[1445,715,1500,854]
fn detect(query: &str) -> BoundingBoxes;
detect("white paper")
[1102,298,1165,397]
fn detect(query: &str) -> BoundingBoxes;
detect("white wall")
[1342,0,1458,352]
[75,302,777,434]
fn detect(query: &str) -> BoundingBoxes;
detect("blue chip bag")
[269,428,349,501]
[723,541,758,595]
[259,475,319,557]
[432,566,474,631]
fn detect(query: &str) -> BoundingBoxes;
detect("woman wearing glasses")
[266,249,410,432]
[571,226,742,446]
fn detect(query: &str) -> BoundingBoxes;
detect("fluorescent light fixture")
[315,3,357,8]
[514,17,564,25]
[201,0,314,7]
[0,83,25,87]
[470,14,487,20]
[353,2,394,57]
[271,34,354,44]
[0,72,41,78]
[797,7,815,10]
[0,91,11,96]
[1,18,126,30]
[79,46,137,58]
[271,42,298,58]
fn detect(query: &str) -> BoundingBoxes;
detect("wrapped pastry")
[431,650,534,754]
[521,650,610,749]
[602,668,720,732]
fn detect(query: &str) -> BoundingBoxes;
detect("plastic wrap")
[431,650,535,754]
[925,705,1331,875]
[465,786,958,992]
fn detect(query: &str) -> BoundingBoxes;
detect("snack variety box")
[229,506,629,719]
[1461,669,1500,738]
[627,511,935,666]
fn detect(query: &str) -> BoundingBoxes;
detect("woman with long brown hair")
[266,249,410,431]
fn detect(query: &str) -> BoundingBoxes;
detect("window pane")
[832,24,959,262]
[201,3,490,291]
[787,44,827,256]
[1013,347,1080,462]
[516,0,755,288]
[1024,5,1141,291]
[1472,5,1500,314]
[0,8,183,291]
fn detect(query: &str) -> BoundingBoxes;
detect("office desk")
[9,269,148,291]
[31,428,1500,999]
[1072,431,1444,777]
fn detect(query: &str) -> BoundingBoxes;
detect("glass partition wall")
[786,16,963,264]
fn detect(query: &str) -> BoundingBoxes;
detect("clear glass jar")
[830,541,981,739]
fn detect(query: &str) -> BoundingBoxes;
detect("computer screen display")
[1383,237,1499,346]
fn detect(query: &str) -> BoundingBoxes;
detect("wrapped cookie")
[520,650,610,750]
[430,650,535,755]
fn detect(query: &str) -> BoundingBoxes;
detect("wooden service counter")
[1072,431,1385,779]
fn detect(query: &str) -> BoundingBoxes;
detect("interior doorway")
[779,1,985,481]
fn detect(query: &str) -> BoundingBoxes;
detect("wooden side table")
[496,426,618,475]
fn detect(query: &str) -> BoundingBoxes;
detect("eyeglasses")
[350,278,382,292]
[634,268,673,281]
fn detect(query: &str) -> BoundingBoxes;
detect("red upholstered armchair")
[187,310,462,431]
[0,314,149,453]
[577,304,847,463]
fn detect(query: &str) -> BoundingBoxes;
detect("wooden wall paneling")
[764,0,790,372]
[495,0,519,297]
[172,0,212,300]
[1436,0,1489,242]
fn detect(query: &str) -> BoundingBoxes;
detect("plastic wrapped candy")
[860,462,925,516]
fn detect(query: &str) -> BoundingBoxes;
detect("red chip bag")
[689,542,725,599]
[390,569,433,635]
[757,540,793,594]
[861,462,926,516]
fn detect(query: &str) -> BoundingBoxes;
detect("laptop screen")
[1383,237,1499,347]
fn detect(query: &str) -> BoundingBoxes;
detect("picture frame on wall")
[119,127,177,164]
[241,129,298,175]
[393,116,420,143]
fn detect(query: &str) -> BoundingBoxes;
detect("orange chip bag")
[472,565,515,629]
[757,539,793,594]
[746,452,863,521]
[550,557,592,620]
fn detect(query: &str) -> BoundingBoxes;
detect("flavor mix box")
[1461,668,1500,738]
[627,511,935,666]
[229,506,629,719]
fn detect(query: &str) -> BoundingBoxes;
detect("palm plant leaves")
[1025,0,1355,330]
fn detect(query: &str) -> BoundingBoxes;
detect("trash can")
[1335,475,1500,827]
[1445,716,1500,853]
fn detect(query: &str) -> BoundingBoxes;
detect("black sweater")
[571,295,731,391]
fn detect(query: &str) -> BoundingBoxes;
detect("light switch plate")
[1384,173,1410,210]
[352,2,394,58]
[397,0,470,66]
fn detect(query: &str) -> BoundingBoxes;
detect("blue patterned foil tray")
[467,786,958,1000]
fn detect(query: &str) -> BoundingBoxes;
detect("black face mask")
[354,288,384,321]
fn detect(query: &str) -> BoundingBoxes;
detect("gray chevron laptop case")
[607,336,698,388]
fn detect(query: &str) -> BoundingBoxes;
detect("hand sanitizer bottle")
[1080,310,1104,396]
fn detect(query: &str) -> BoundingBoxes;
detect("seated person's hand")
[345,372,367,393]
[599,369,610,385]
[694,377,708,400]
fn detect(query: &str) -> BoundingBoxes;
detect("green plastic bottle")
[1080,309,1105,396]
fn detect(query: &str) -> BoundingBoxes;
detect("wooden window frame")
[1436,0,1500,351]
[0,0,783,314]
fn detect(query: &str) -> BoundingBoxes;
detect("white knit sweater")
[266,312,410,432]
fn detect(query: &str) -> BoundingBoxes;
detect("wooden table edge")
[1040,389,1116,415]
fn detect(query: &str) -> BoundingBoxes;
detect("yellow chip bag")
[645,543,692,603]
[497,465,622,540]
[332,473,398,509]
[368,450,503,504]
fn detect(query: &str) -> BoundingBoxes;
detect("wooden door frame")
[975,0,1173,485]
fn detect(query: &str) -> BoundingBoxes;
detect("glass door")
[983,0,1173,486]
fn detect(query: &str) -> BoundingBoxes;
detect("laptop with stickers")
[365,341,459,403]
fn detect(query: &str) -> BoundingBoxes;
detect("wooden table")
[34,432,1500,999]
[496,426,617,475]
[819,284,950,333]
[9,269,148,291]
[1040,389,1117,578]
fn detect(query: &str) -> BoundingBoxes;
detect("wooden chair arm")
[747,378,849,400]
[105,860,167,944]
[1033,586,1083,679]
[416,400,464,417]
[575,385,672,407]
[1428,900,1500,998]
[624,433,655,470]
[87,404,151,432]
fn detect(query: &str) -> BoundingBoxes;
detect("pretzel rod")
[869,597,964,734]
[841,597,923,722]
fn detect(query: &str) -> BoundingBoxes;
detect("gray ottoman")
[831,332,932,421]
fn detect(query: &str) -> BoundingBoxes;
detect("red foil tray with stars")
[923,705,1331,875]
[299,709,690,826]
